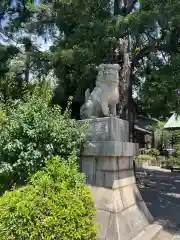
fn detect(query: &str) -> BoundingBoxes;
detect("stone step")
[157,230,175,240]
[132,221,164,240]
[157,225,180,240]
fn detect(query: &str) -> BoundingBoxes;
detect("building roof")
[134,125,152,135]
[164,113,180,129]
[135,115,159,129]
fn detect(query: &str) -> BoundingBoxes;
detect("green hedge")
[0,155,98,240]
[0,88,86,189]
[146,148,160,157]
[167,156,180,168]
[136,154,156,162]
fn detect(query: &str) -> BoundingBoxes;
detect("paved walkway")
[137,166,180,239]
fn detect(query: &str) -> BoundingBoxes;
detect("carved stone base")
[80,117,162,240]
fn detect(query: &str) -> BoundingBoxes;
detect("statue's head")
[96,64,120,86]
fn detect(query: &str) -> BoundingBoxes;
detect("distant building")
[164,113,180,130]
[134,115,158,149]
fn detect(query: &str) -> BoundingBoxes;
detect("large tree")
[0,0,52,102]
[44,0,180,138]
[1,0,180,138]
[136,54,180,120]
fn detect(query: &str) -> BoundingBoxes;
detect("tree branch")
[0,28,20,47]
[132,43,178,67]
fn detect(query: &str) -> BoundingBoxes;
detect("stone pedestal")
[80,117,162,240]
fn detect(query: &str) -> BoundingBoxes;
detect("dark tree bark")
[113,0,138,142]
[24,57,30,84]
[114,0,138,15]
[113,37,135,141]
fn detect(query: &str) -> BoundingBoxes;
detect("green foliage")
[0,39,52,103]
[154,129,171,150]
[167,156,180,168]
[0,87,86,189]
[171,131,180,147]
[2,0,180,119]
[146,148,160,157]
[48,1,120,110]
[145,121,171,149]
[175,143,180,156]
[136,61,180,119]
[0,44,19,78]
[50,0,180,118]
[146,119,165,131]
[136,154,155,162]
[52,19,116,109]
[166,140,180,168]
[0,155,98,240]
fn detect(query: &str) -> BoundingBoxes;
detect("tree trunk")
[114,37,136,142]
[24,54,30,84]
[128,69,135,142]
[113,1,138,142]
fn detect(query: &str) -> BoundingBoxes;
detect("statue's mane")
[96,64,120,86]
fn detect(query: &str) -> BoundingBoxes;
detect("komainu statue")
[80,64,120,119]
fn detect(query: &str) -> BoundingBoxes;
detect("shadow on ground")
[137,168,180,236]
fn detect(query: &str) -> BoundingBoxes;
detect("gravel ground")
[137,166,180,239]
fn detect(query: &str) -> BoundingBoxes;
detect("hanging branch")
[132,43,178,67]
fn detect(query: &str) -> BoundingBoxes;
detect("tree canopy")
[0,0,180,120]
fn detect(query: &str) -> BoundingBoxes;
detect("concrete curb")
[132,221,167,240]
[172,229,180,240]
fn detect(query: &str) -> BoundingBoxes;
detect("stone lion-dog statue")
[80,64,120,119]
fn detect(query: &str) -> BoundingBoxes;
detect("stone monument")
[79,64,163,239]
[80,64,120,119]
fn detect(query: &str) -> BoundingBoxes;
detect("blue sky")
[1,0,53,50]
[12,0,40,7]
[2,0,140,50]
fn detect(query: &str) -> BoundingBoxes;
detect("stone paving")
[137,166,180,239]
[172,229,180,240]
